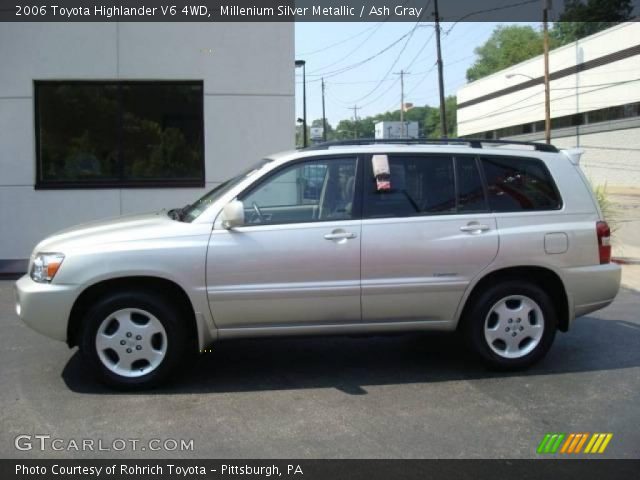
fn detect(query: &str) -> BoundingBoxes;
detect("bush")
[593,183,619,234]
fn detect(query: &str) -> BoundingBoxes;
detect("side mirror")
[221,200,245,229]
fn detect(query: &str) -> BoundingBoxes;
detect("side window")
[240,158,357,225]
[481,156,562,212]
[364,156,456,218]
[456,156,488,213]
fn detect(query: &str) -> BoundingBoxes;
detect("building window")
[468,101,640,140]
[35,81,204,188]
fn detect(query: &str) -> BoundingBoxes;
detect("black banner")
[3,459,640,480]
[1,0,639,22]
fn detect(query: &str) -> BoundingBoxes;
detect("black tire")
[462,280,557,370]
[79,290,189,390]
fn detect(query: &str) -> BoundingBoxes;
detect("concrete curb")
[613,257,640,265]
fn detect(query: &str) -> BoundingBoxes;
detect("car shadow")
[62,289,640,395]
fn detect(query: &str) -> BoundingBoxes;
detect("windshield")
[179,159,272,222]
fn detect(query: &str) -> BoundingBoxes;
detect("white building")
[0,23,294,275]
[457,22,640,188]
[375,121,420,139]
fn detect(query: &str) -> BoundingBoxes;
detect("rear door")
[360,153,499,323]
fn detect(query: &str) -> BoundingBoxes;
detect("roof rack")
[304,138,559,153]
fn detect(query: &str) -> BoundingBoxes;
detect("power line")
[444,0,539,35]
[305,25,422,80]
[404,28,436,70]
[324,84,357,107]
[406,61,438,96]
[326,78,397,85]
[325,89,353,108]
[340,18,424,104]
[307,21,387,74]
[296,0,414,57]
[296,23,381,56]
[359,77,401,109]
[334,3,434,108]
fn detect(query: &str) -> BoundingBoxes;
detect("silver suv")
[15,139,621,389]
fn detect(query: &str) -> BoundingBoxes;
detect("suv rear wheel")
[79,290,189,389]
[463,280,557,370]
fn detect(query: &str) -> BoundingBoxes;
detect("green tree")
[329,97,457,140]
[550,0,633,46]
[465,4,633,83]
[466,25,544,82]
[311,118,334,139]
[424,96,457,138]
[335,116,377,139]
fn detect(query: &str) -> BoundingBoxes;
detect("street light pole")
[295,59,307,147]
[506,71,551,142]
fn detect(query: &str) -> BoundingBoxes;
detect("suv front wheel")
[463,280,557,370]
[79,290,189,389]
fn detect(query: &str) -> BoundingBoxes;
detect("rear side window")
[364,156,456,218]
[481,156,562,212]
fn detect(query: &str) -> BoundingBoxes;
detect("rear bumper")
[14,275,78,342]
[562,263,621,322]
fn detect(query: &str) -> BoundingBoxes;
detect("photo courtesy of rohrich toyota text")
[0,0,639,478]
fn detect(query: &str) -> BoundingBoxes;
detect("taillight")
[596,221,611,264]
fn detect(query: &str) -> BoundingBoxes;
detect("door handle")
[324,232,357,240]
[460,223,490,233]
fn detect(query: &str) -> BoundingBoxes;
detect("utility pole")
[433,0,448,138]
[394,70,409,138]
[321,78,327,141]
[350,105,359,139]
[543,0,551,144]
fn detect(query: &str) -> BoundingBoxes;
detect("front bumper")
[14,275,79,342]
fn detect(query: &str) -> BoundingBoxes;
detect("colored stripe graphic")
[537,433,565,454]
[550,434,565,453]
[560,434,574,453]
[568,433,583,453]
[598,434,613,453]
[574,433,589,453]
[540,433,613,454]
[585,433,613,454]
[537,434,552,454]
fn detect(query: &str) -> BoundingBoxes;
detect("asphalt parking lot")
[1,280,639,459]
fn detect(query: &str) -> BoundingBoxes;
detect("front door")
[361,154,499,323]
[207,156,362,329]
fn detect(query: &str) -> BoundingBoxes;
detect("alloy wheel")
[483,295,545,359]
[95,308,168,378]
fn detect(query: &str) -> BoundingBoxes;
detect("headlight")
[30,253,65,283]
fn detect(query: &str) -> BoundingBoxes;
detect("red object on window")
[376,178,391,191]
[596,221,611,264]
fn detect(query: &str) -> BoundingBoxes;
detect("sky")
[294,22,539,127]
